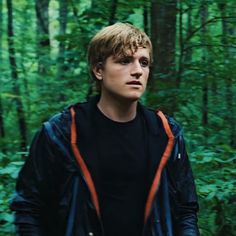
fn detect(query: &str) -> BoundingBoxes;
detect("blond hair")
[87,22,152,80]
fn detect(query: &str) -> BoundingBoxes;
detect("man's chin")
[125,95,141,103]
[127,92,143,101]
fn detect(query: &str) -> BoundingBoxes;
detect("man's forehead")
[113,47,150,59]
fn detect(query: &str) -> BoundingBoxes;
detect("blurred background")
[0,0,236,235]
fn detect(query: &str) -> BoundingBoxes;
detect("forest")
[0,0,236,235]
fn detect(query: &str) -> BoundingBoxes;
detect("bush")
[0,152,23,236]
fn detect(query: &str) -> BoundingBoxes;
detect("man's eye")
[119,58,131,65]
[140,60,149,67]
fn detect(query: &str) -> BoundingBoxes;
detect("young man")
[11,23,200,236]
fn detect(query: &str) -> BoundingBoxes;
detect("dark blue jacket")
[10,97,199,235]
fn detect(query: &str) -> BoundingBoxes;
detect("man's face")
[94,47,150,102]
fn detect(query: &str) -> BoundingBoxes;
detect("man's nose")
[131,61,143,78]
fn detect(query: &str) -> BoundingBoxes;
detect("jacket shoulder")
[44,99,93,139]
[47,100,90,125]
[142,105,182,137]
[165,115,183,137]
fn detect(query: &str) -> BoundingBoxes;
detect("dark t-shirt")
[87,104,148,236]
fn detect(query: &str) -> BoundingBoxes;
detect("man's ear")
[92,63,103,80]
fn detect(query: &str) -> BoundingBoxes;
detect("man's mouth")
[126,81,142,85]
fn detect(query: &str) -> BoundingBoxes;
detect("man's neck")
[97,94,138,123]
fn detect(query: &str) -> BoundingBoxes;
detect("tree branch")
[184,16,236,44]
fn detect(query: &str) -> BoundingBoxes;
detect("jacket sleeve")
[167,131,200,236]
[10,126,58,236]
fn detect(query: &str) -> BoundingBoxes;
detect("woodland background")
[0,0,236,235]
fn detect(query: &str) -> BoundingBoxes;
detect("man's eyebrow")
[113,55,132,60]
[113,54,150,60]
[140,56,150,61]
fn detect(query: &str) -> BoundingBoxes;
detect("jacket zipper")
[142,111,175,234]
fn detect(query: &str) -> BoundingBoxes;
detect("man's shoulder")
[44,98,96,136]
[165,114,182,137]
[140,104,182,137]
[47,98,93,125]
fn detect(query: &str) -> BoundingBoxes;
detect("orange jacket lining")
[144,110,175,224]
[70,107,101,218]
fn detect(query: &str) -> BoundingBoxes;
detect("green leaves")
[0,156,22,235]
[0,0,236,235]
[0,161,23,179]
[190,143,236,235]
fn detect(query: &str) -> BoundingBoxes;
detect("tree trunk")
[185,2,193,63]
[143,3,149,35]
[19,2,31,114]
[109,0,118,25]
[148,0,177,114]
[218,3,236,147]
[6,0,27,151]
[35,0,50,74]
[176,0,183,86]
[57,0,68,101]
[151,0,177,79]
[0,0,6,146]
[200,0,208,130]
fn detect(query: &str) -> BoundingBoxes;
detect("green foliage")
[0,153,23,235]
[190,145,236,235]
[0,0,236,235]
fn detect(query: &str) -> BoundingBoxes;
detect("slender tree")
[185,1,193,63]
[0,0,5,146]
[6,0,27,151]
[218,2,236,147]
[35,0,50,74]
[200,0,208,129]
[109,0,118,25]
[143,2,149,34]
[176,0,183,86]
[57,0,68,101]
[19,2,32,113]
